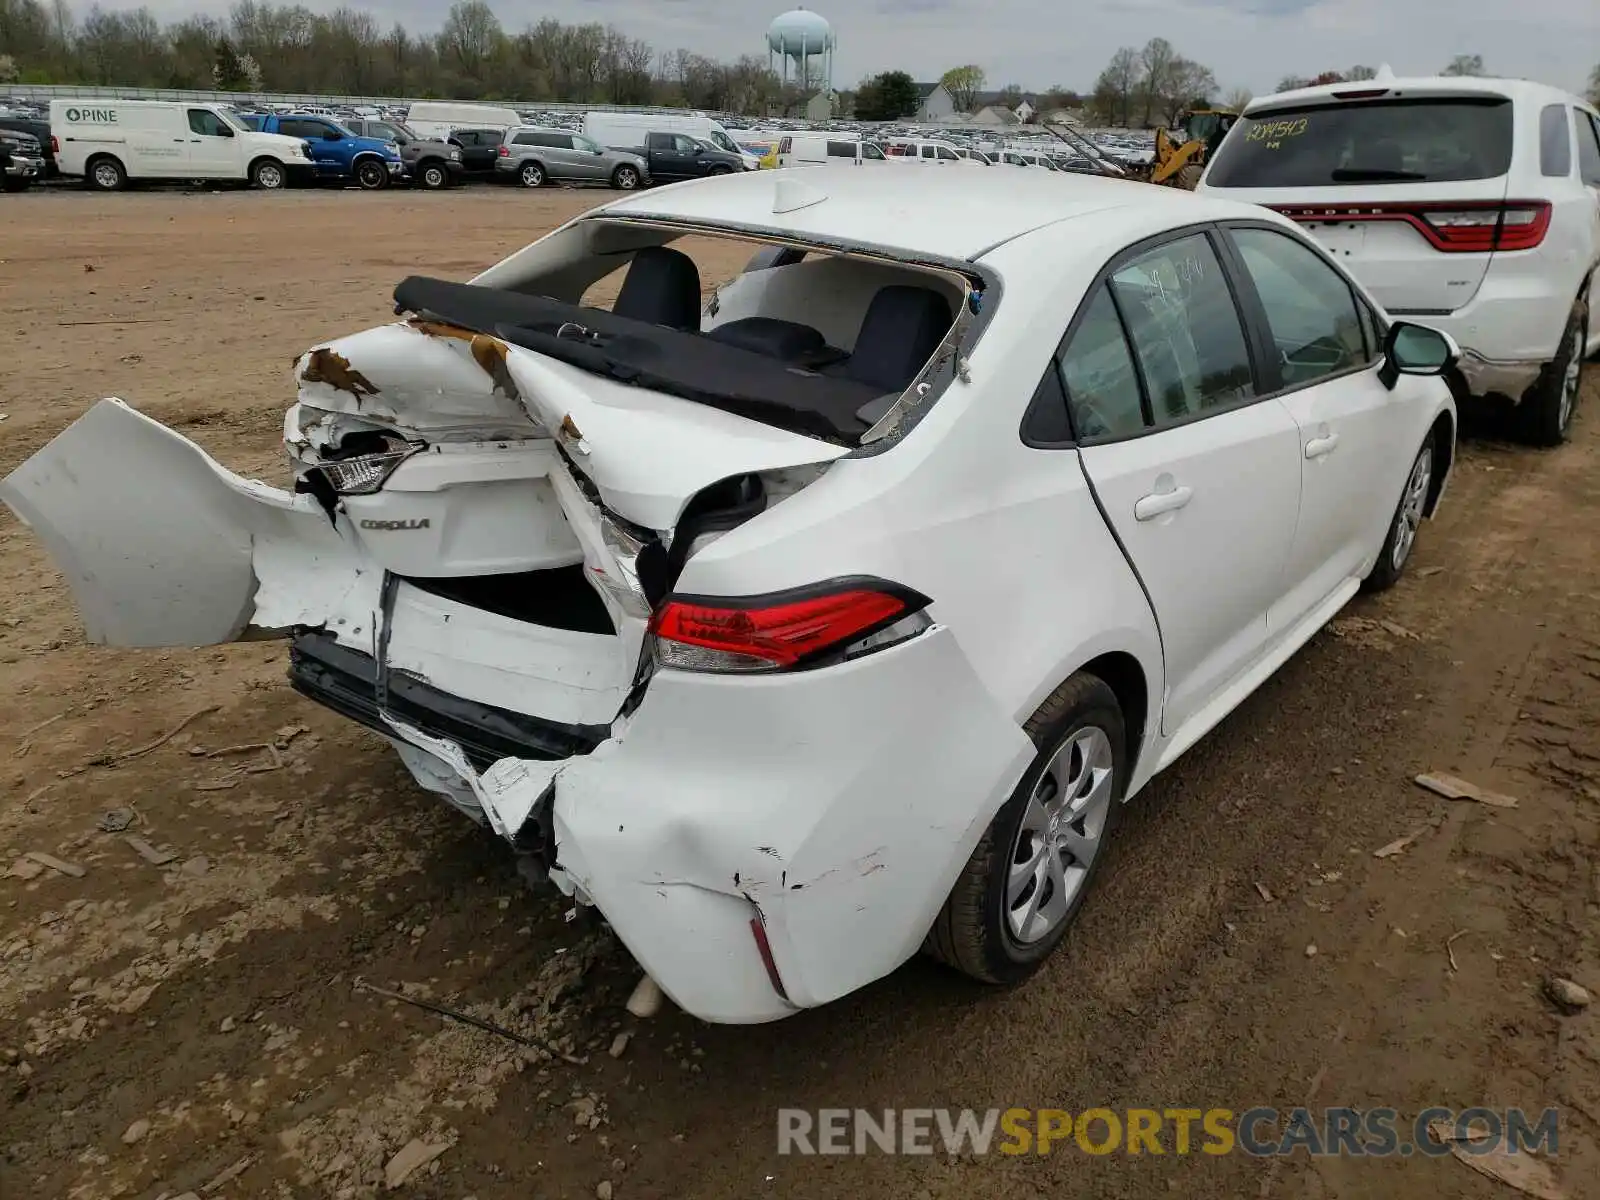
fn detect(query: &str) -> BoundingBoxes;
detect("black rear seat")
[612,246,702,332]
[830,285,953,393]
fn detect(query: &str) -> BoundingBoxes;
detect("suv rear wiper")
[1330,167,1427,181]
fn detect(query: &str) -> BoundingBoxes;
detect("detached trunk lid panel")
[0,400,361,648]
[502,351,851,531]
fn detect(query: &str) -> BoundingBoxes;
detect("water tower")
[767,8,835,93]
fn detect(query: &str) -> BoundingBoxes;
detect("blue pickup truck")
[242,113,404,189]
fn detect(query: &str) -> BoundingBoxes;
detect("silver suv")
[496,127,650,191]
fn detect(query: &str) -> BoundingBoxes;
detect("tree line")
[0,0,792,111]
[1088,39,1218,128]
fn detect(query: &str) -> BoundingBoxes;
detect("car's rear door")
[1578,109,1600,348]
[1219,221,1414,633]
[1067,228,1304,737]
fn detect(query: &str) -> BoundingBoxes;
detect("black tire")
[610,164,640,191]
[518,160,546,188]
[708,165,733,177]
[1363,433,1437,593]
[925,673,1127,985]
[1515,299,1587,447]
[249,158,287,191]
[354,158,389,190]
[85,155,126,192]
[2,178,30,193]
[416,160,449,189]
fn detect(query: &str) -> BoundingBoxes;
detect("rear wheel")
[86,155,126,191]
[2,178,29,193]
[249,158,286,190]
[708,165,733,176]
[354,159,389,190]
[518,161,546,188]
[610,164,640,190]
[1515,300,1587,447]
[417,161,449,189]
[925,673,1127,985]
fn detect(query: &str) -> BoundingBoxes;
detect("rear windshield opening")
[396,221,971,447]
[1207,96,1514,188]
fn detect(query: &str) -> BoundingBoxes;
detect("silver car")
[496,127,650,191]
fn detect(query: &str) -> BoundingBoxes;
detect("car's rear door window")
[1206,97,1514,188]
[1108,234,1256,424]
[1058,286,1146,440]
[1230,227,1368,386]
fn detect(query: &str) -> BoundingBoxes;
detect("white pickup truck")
[51,99,316,191]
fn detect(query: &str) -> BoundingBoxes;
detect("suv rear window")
[1206,97,1513,188]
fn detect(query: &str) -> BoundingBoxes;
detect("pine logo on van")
[65,108,119,123]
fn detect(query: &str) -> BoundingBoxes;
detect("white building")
[915,82,956,122]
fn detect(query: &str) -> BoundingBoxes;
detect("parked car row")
[10,99,758,194]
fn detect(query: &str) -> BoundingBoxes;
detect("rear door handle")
[1134,485,1193,521]
[1305,433,1340,459]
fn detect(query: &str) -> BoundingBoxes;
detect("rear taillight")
[51,135,60,154]
[497,144,509,156]
[307,441,422,495]
[1271,201,1551,253]
[648,578,932,673]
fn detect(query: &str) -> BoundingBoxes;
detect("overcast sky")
[115,0,1598,96]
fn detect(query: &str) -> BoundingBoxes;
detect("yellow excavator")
[1148,107,1239,189]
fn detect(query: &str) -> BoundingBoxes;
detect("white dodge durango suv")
[1198,69,1600,444]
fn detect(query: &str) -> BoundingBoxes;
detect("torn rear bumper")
[395,627,1034,1024]
[289,631,607,769]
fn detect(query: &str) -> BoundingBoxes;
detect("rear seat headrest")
[613,246,702,332]
[845,285,953,393]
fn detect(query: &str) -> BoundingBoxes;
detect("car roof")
[593,166,1270,261]
[1248,73,1589,114]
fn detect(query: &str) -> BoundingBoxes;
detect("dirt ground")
[2,187,1599,1200]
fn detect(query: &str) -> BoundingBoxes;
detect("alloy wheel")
[1391,445,1433,572]
[1005,726,1115,945]
[1558,323,1582,434]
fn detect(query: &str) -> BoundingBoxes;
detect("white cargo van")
[405,101,521,140]
[51,100,315,190]
[775,133,889,168]
[584,111,759,169]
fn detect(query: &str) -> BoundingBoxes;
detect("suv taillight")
[497,144,509,156]
[1271,201,1552,253]
[648,579,932,673]
[51,135,60,154]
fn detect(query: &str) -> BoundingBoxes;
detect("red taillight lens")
[1271,201,1551,253]
[51,135,60,154]
[497,144,509,156]
[648,580,930,673]
[1331,87,1390,100]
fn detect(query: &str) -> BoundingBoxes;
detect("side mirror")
[1378,321,1458,390]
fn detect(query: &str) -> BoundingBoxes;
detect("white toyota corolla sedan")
[3,167,1457,1023]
